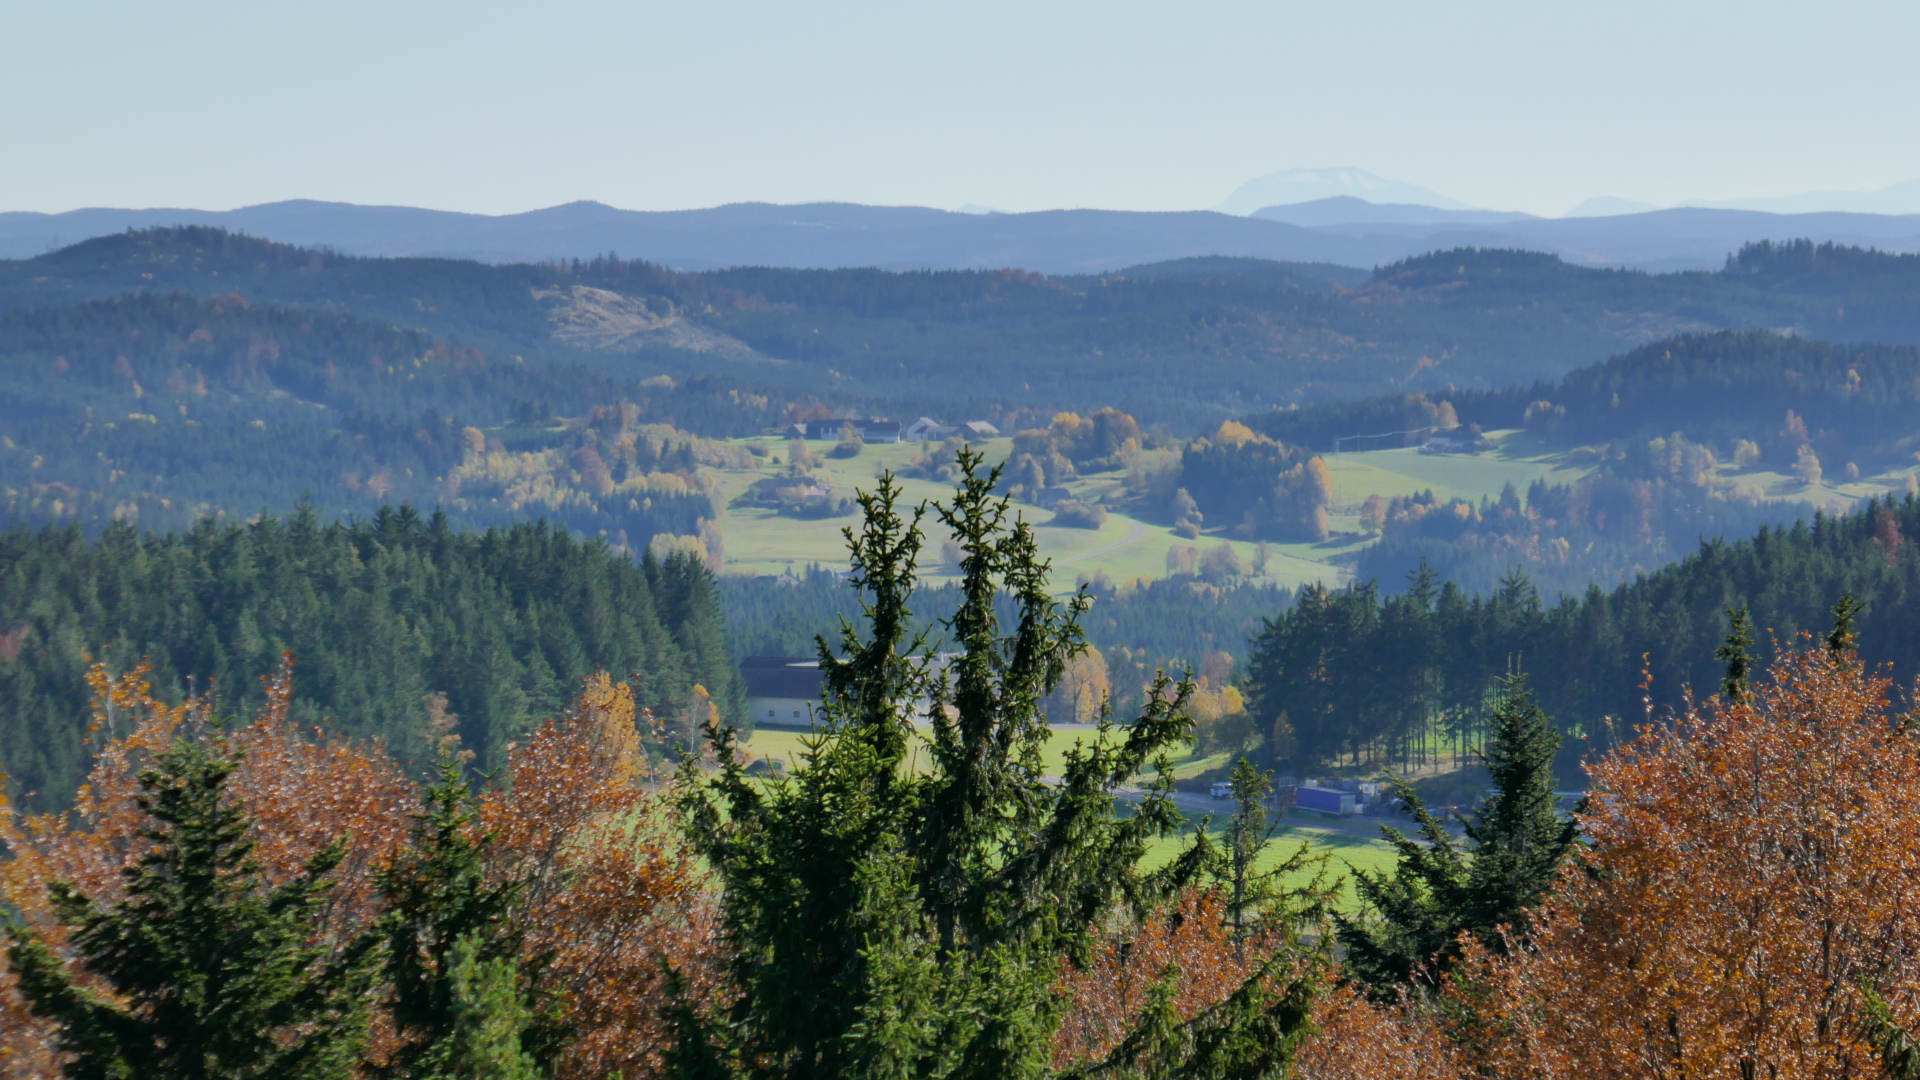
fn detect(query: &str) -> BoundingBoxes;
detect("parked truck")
[1296,785,1357,818]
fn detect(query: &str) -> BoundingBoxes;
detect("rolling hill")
[12,198,1920,273]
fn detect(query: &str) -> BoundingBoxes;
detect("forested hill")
[1251,327,1920,471]
[0,507,742,809]
[0,290,772,541]
[1248,495,1920,782]
[22,231,1920,431]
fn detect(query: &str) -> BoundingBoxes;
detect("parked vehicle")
[1296,785,1357,817]
[1210,781,1234,799]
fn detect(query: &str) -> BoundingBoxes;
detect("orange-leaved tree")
[483,670,714,1080]
[1443,617,1920,1078]
[1052,890,1267,1069]
[2,659,711,1080]
[0,655,415,1079]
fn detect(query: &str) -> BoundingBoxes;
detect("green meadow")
[737,723,1402,911]
[709,429,1590,592]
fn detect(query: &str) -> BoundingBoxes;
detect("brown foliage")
[484,671,714,1080]
[1454,639,1920,1078]
[0,655,415,1079]
[0,662,710,1080]
[1295,984,1460,1080]
[1302,635,1920,1079]
[1053,890,1267,1069]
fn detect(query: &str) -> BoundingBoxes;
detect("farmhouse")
[1419,432,1495,455]
[741,656,825,727]
[794,418,903,443]
[904,416,957,441]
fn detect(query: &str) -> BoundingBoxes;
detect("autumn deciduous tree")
[1,659,705,1080]
[1045,646,1112,726]
[1440,625,1920,1078]
[1293,984,1460,1080]
[484,672,711,1080]
[7,737,378,1079]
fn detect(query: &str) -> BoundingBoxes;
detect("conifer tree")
[1829,592,1866,663]
[1218,756,1331,956]
[1717,606,1757,703]
[416,935,542,1080]
[377,759,559,1079]
[1862,983,1920,1080]
[676,453,1319,1080]
[5,738,375,1079]
[1460,674,1578,944]
[1336,673,1576,993]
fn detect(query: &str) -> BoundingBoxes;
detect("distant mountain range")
[1249,196,1536,228]
[1213,167,1478,216]
[1213,166,1920,219]
[9,197,1920,274]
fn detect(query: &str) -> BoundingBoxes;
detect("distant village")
[773,417,1001,443]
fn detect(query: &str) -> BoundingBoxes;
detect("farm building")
[904,417,957,441]
[792,418,903,443]
[742,656,825,726]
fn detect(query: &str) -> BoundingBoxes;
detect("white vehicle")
[1210,781,1234,799]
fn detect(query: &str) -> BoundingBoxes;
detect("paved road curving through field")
[1057,517,1148,565]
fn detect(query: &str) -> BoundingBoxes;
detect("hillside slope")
[22,232,1920,432]
[11,199,1920,272]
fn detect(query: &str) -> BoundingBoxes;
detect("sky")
[6,0,1920,218]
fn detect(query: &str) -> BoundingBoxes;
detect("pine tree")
[1336,673,1576,993]
[1219,756,1331,957]
[1717,606,1757,703]
[6,738,375,1079]
[1861,982,1920,1080]
[416,935,542,1080]
[676,453,1320,1080]
[1333,775,1470,993]
[377,759,558,1079]
[1460,674,1578,946]
[1828,591,1866,663]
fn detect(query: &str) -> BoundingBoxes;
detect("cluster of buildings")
[777,417,1001,443]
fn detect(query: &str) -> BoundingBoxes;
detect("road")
[1128,786,1464,843]
[1057,517,1147,565]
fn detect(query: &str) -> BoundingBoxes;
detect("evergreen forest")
[17,230,1920,437]
[0,507,740,809]
[5,466,1920,1078]
[1248,495,1920,779]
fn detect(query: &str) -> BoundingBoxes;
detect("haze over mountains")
[12,167,1920,274]
[12,197,1920,276]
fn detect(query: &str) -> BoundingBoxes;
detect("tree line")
[1248,493,1920,778]
[0,505,740,809]
[33,229,1920,437]
[11,463,1920,1077]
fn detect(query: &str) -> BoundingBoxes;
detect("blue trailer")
[1296,785,1356,817]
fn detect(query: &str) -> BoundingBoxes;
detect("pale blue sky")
[6,0,1919,217]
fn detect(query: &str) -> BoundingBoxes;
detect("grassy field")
[1138,810,1400,910]
[738,724,1402,910]
[707,430,1603,593]
[1322,431,1587,507]
[709,426,1919,597]
[710,435,1337,593]
[740,724,1225,777]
